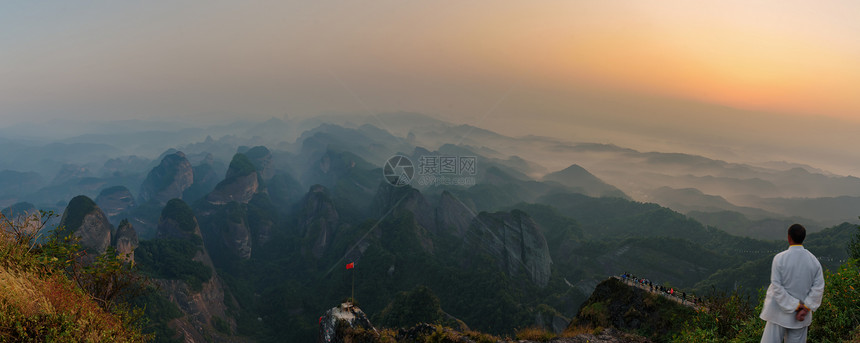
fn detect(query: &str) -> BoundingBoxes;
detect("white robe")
[759,245,825,329]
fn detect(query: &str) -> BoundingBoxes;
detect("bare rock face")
[318,303,378,343]
[158,270,233,343]
[95,185,136,219]
[242,146,274,181]
[219,202,252,260]
[206,153,259,205]
[298,185,339,259]
[112,219,138,262]
[467,210,552,287]
[152,199,236,342]
[371,183,437,234]
[59,195,113,254]
[436,191,477,238]
[247,193,276,248]
[139,151,194,205]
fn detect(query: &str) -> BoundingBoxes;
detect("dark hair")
[788,224,806,244]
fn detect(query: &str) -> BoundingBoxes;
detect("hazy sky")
[2,1,859,173]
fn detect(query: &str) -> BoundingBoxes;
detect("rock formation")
[298,185,340,258]
[569,278,693,341]
[218,202,252,260]
[206,153,259,205]
[182,153,223,203]
[154,198,235,343]
[242,146,274,181]
[95,185,136,219]
[467,210,552,287]
[112,219,138,262]
[371,183,436,234]
[139,151,194,205]
[157,198,202,240]
[58,195,113,254]
[436,191,477,238]
[319,303,378,343]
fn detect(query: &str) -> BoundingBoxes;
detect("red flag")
[346,262,354,269]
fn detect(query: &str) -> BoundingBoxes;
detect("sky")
[1,1,859,174]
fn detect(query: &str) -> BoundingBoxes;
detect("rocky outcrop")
[371,183,437,234]
[467,210,552,287]
[95,185,136,219]
[302,150,366,189]
[319,303,378,343]
[436,191,477,238]
[153,199,235,342]
[182,153,223,203]
[242,146,274,181]
[59,195,113,254]
[298,185,340,259]
[157,198,202,240]
[206,153,259,205]
[569,278,692,342]
[139,151,194,205]
[158,276,233,343]
[112,219,138,262]
[247,193,277,247]
[219,202,252,260]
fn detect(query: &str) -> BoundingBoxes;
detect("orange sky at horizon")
[484,1,860,122]
[1,1,859,125]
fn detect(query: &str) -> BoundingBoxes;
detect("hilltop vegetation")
[0,212,149,342]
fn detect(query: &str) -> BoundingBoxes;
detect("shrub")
[1,211,150,342]
[809,259,860,342]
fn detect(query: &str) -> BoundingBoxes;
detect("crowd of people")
[618,272,703,307]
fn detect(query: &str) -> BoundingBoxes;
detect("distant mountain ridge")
[1,116,858,341]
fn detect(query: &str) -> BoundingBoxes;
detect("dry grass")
[0,267,53,316]
[515,326,556,341]
[1,225,148,342]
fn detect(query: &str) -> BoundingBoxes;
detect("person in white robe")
[759,224,825,343]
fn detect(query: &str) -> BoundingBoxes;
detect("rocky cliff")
[139,151,194,205]
[112,219,138,262]
[371,183,437,234]
[182,153,223,203]
[298,185,340,258]
[241,145,274,181]
[206,153,259,205]
[153,198,235,343]
[95,185,136,219]
[467,210,553,287]
[319,303,378,343]
[436,191,477,238]
[58,195,113,254]
[217,202,252,260]
[157,198,202,240]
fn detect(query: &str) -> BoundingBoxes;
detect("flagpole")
[351,267,355,305]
